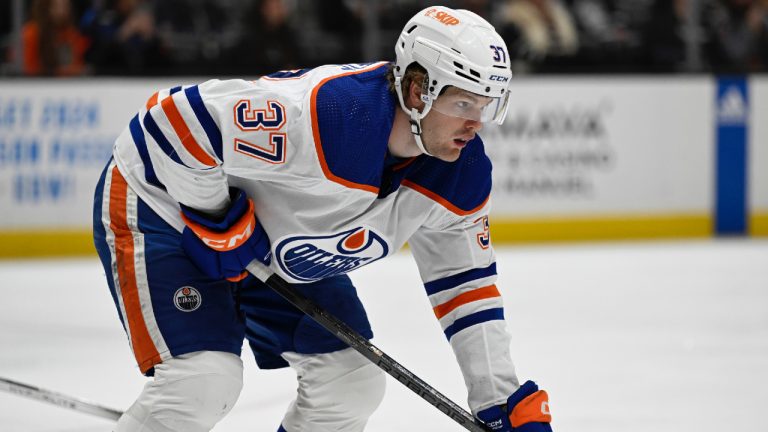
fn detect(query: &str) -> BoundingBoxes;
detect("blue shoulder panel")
[313,63,395,192]
[404,136,493,215]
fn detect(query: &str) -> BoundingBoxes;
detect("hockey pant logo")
[174,286,202,312]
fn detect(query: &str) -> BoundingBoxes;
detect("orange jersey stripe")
[392,156,418,171]
[402,179,490,216]
[160,94,217,167]
[109,167,163,373]
[433,284,500,319]
[309,63,388,194]
[145,91,159,110]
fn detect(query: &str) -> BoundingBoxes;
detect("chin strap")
[409,108,432,156]
[395,74,433,157]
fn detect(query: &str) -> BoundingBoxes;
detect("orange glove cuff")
[509,390,552,427]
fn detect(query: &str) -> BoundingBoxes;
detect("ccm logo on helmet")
[424,8,460,25]
[489,75,509,83]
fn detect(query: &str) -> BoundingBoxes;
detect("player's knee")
[118,351,243,432]
[334,361,386,418]
[155,354,243,430]
[282,348,386,430]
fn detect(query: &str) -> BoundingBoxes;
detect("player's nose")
[465,118,483,132]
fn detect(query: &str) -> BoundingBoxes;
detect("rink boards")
[0,76,766,257]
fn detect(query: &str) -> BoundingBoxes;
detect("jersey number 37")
[233,99,287,164]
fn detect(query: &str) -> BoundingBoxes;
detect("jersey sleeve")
[133,82,230,213]
[408,205,520,414]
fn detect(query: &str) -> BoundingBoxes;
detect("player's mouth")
[453,136,473,148]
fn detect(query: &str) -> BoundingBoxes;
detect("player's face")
[420,88,486,162]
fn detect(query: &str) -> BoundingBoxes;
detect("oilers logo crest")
[275,227,389,282]
[174,286,201,312]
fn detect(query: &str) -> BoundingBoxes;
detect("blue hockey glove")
[180,188,271,282]
[476,381,552,432]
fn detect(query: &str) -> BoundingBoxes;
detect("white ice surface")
[0,239,766,431]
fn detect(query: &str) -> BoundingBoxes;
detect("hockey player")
[93,6,552,432]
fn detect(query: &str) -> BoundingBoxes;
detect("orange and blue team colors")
[181,198,257,252]
[94,61,518,413]
[476,380,552,431]
[510,390,552,427]
[96,162,172,374]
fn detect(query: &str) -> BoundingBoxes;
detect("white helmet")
[393,6,512,154]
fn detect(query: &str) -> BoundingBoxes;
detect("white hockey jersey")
[111,61,519,413]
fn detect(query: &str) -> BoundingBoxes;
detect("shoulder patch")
[403,137,492,215]
[310,63,395,193]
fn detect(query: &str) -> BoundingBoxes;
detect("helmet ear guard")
[393,67,434,156]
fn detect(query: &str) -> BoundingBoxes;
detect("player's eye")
[455,100,472,110]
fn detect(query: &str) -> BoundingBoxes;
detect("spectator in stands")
[80,0,166,75]
[21,0,90,76]
[227,0,302,76]
[1,3,11,44]
[153,0,246,75]
[296,0,364,66]
[567,0,653,72]
[1,3,12,74]
[496,0,580,73]
[701,0,768,72]
[639,0,689,72]
[454,0,495,17]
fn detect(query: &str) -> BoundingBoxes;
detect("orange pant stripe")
[109,166,163,373]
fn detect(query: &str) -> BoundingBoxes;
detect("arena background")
[0,75,767,257]
[1,2,767,432]
[1,0,767,257]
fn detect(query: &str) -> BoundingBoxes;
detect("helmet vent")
[406,25,418,34]
[451,48,462,54]
[470,69,481,78]
[453,61,464,70]
[492,65,507,69]
[455,70,480,83]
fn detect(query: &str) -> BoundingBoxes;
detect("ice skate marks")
[275,227,389,282]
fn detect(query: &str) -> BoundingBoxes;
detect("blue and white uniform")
[93,61,518,422]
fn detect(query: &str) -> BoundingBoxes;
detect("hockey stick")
[246,260,488,432]
[0,376,123,421]
[1,273,485,430]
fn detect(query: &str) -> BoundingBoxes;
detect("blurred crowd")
[1,0,767,77]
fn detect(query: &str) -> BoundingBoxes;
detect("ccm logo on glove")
[183,200,256,251]
[180,188,271,282]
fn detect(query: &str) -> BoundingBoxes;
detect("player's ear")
[407,79,425,112]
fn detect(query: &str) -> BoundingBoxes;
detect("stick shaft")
[0,376,123,421]
[247,262,487,432]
